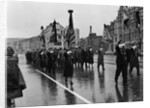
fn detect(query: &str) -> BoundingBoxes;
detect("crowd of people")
[6,40,142,107]
[25,47,95,85]
[25,40,142,87]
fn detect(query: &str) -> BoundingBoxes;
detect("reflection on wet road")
[15,54,143,107]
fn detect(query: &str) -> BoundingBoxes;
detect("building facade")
[79,33,108,52]
[103,6,143,53]
[118,6,143,50]
[7,21,80,53]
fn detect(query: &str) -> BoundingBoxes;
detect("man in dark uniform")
[40,48,46,72]
[64,50,74,85]
[46,49,52,74]
[46,49,56,75]
[81,48,87,68]
[115,41,128,85]
[129,45,140,76]
[88,48,94,68]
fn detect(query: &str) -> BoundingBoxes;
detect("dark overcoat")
[7,56,26,99]
[130,48,139,67]
[63,53,73,78]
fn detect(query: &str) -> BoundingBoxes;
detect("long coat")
[63,54,73,78]
[88,50,94,64]
[46,51,56,70]
[130,48,139,67]
[81,49,87,63]
[7,56,26,99]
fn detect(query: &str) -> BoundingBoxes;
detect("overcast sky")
[7,1,119,38]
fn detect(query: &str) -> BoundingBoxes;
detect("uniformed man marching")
[129,45,141,76]
[115,41,128,85]
[46,49,56,75]
[81,48,87,68]
[63,50,74,85]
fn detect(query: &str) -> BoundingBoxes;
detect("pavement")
[14,54,143,107]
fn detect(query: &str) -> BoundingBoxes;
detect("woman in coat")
[7,46,26,107]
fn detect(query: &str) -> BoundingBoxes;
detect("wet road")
[15,54,143,107]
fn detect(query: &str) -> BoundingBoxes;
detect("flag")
[135,11,141,28]
[103,24,112,41]
[66,28,76,48]
[122,10,129,29]
[66,10,76,48]
[50,20,57,43]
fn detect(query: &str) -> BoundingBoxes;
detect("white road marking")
[36,69,93,104]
